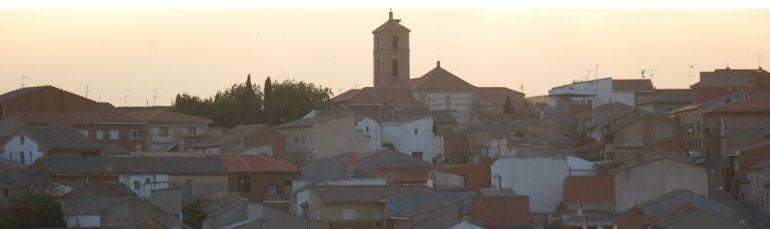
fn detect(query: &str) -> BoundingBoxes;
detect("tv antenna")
[85,85,91,99]
[124,94,131,107]
[688,65,694,83]
[21,75,30,88]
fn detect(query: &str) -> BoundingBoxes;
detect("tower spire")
[389,9,393,20]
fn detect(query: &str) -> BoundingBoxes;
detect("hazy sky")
[1,9,770,106]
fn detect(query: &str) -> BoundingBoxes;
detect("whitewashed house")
[1,126,102,165]
[491,156,570,213]
[380,114,436,162]
[276,112,382,160]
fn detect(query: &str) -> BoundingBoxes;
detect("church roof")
[372,12,411,33]
[396,62,477,91]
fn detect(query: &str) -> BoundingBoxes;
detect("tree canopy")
[172,75,332,127]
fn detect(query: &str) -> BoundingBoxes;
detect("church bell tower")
[372,10,411,88]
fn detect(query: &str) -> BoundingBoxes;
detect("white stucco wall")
[610,92,636,107]
[355,117,382,151]
[424,92,472,127]
[119,174,170,199]
[614,159,708,212]
[547,78,613,109]
[491,157,569,213]
[64,215,101,228]
[1,135,43,165]
[381,116,435,162]
[567,156,597,176]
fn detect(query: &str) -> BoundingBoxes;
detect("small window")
[284,181,292,194]
[145,178,151,184]
[109,129,119,140]
[267,184,278,197]
[129,130,139,139]
[237,176,251,193]
[159,127,169,137]
[433,125,437,134]
[366,126,370,133]
[391,59,399,77]
[96,130,104,140]
[79,130,89,137]
[341,209,357,220]
[414,128,418,135]
[19,152,25,164]
[19,136,25,145]
[391,36,399,49]
[188,127,197,135]
[134,181,141,190]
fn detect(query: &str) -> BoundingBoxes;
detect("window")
[129,130,139,139]
[19,135,25,145]
[366,126,369,133]
[159,127,169,137]
[19,152,25,164]
[109,129,119,140]
[411,152,423,160]
[391,36,399,49]
[315,208,321,220]
[391,59,399,77]
[237,176,251,193]
[188,127,197,135]
[145,178,151,184]
[433,125,437,134]
[414,129,418,135]
[267,184,278,197]
[284,181,292,194]
[96,130,104,140]
[79,130,89,137]
[341,209,357,220]
[134,181,141,190]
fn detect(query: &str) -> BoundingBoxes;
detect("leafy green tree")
[172,75,331,127]
[7,191,65,228]
[268,79,333,125]
[503,96,515,114]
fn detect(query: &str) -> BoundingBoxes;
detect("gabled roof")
[8,126,101,151]
[63,181,136,199]
[274,112,357,129]
[636,89,692,105]
[0,86,48,103]
[396,64,477,91]
[35,157,229,175]
[612,79,655,92]
[611,156,696,174]
[563,176,615,204]
[64,196,134,215]
[362,166,432,184]
[333,87,427,110]
[692,68,769,88]
[636,189,745,223]
[186,124,274,148]
[331,148,432,170]
[218,154,298,173]
[125,110,212,124]
[476,87,524,96]
[710,91,770,113]
[312,185,417,204]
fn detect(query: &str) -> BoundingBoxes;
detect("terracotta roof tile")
[332,87,427,110]
[563,176,615,204]
[125,110,212,123]
[362,166,432,184]
[711,91,770,112]
[218,154,298,173]
[397,65,477,91]
[692,68,769,88]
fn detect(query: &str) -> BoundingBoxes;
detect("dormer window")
[392,36,399,49]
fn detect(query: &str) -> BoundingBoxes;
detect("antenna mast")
[689,65,694,84]
[153,88,161,106]
[21,75,29,88]
[85,85,91,99]
[124,94,131,107]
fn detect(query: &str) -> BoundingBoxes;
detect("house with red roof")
[690,68,770,104]
[471,195,530,228]
[0,85,114,119]
[563,175,615,212]
[220,154,299,211]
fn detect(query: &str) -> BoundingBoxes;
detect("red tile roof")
[218,154,298,173]
[372,17,411,33]
[397,65,477,91]
[362,166,432,184]
[563,176,615,204]
[126,110,212,123]
[312,185,417,204]
[692,68,769,88]
[0,163,28,172]
[471,196,530,227]
[332,87,427,110]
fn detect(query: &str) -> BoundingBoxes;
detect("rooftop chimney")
[437,61,441,68]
